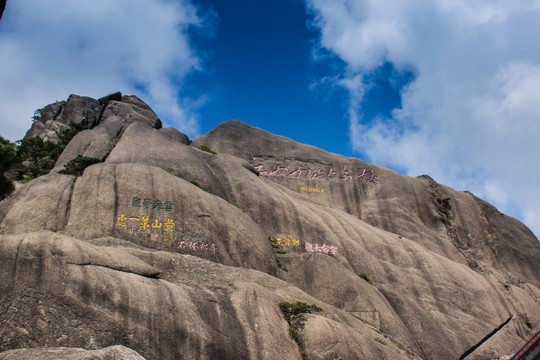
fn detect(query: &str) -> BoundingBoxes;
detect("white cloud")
[306,0,540,237]
[0,0,207,140]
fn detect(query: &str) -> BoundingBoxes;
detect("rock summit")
[1,93,539,360]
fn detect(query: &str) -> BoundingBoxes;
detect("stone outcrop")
[1,94,539,360]
[0,345,145,360]
[24,92,161,143]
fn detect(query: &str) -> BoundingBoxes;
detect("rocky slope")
[0,93,539,360]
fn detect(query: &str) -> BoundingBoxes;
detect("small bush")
[0,137,18,200]
[358,273,374,286]
[277,250,287,254]
[268,237,281,249]
[288,324,299,343]
[190,180,205,190]
[0,175,15,200]
[175,172,186,179]
[279,301,322,357]
[57,123,88,146]
[375,337,389,347]
[58,155,101,177]
[279,302,322,318]
[199,145,216,154]
[19,175,35,184]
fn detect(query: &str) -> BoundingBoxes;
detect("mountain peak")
[1,93,538,360]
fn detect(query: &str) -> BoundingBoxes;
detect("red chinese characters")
[251,158,379,185]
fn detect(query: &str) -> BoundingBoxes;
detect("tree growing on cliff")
[0,136,17,200]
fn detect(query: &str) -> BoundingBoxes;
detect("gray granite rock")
[1,98,539,360]
[0,345,146,360]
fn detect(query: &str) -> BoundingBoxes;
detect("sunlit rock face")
[1,94,539,360]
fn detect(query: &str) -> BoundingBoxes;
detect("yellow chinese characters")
[116,214,127,227]
[164,218,175,232]
[274,233,301,247]
[300,185,325,193]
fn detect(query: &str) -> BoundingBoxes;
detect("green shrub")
[175,172,186,179]
[279,302,322,318]
[0,175,14,200]
[190,180,204,190]
[277,250,287,254]
[375,337,389,347]
[288,324,299,343]
[19,175,35,184]
[17,137,63,178]
[279,302,322,358]
[268,237,281,249]
[57,123,87,146]
[58,155,101,177]
[15,123,86,181]
[199,145,216,154]
[358,273,374,286]
[0,137,18,200]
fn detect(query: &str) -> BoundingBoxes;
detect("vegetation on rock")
[1,123,89,185]
[0,137,18,199]
[279,302,322,358]
[1,95,539,360]
[358,272,374,285]
[58,155,102,177]
[268,236,281,249]
[199,145,217,154]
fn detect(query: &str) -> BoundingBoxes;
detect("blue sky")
[186,0,357,156]
[1,0,539,238]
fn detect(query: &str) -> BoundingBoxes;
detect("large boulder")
[61,94,101,128]
[24,101,67,142]
[0,345,146,360]
[1,99,539,359]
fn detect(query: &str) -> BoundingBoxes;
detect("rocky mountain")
[0,93,538,360]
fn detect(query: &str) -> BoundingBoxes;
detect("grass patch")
[277,250,287,254]
[199,145,216,154]
[190,180,205,190]
[175,172,186,179]
[375,337,389,347]
[358,272,374,286]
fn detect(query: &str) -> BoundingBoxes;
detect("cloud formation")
[306,0,540,237]
[0,0,205,140]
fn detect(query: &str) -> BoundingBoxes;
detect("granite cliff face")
[1,93,539,360]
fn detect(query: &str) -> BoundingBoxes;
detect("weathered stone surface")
[0,173,74,233]
[0,345,146,360]
[0,231,399,360]
[1,98,539,359]
[62,94,101,128]
[159,126,190,145]
[22,93,160,143]
[24,100,67,141]
[52,120,123,171]
[99,91,123,105]
[101,100,161,130]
